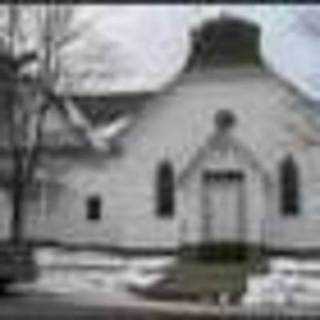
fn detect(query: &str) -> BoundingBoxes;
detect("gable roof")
[70,92,153,127]
[0,89,155,154]
[25,66,320,202]
[115,66,317,181]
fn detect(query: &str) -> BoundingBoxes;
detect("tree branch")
[23,98,49,183]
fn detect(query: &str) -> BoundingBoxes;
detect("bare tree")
[2,5,124,244]
[2,5,81,244]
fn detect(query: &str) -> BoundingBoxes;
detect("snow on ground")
[12,248,320,307]
[10,247,174,295]
[243,257,320,306]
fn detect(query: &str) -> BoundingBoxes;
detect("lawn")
[164,244,268,299]
[167,261,249,297]
[129,243,268,302]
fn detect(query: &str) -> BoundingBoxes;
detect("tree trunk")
[10,146,24,245]
[11,181,24,245]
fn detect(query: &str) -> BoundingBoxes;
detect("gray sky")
[55,5,296,94]
[1,5,320,99]
[58,5,320,99]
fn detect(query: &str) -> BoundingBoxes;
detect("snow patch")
[15,248,175,294]
[243,257,320,306]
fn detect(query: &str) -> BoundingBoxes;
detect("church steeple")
[185,16,261,72]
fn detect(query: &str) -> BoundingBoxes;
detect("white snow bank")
[123,271,166,290]
[35,248,126,269]
[35,248,174,270]
[128,257,175,272]
[243,257,320,306]
[270,258,320,274]
[17,248,175,294]
[13,269,124,294]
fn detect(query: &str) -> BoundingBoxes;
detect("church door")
[202,170,246,243]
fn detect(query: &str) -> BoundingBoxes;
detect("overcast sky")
[55,5,295,93]
[1,5,320,99]
[58,4,320,100]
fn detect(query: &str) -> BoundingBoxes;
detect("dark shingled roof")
[70,92,153,126]
[0,90,155,153]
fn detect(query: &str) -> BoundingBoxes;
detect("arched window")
[156,160,175,218]
[87,195,102,221]
[279,155,300,216]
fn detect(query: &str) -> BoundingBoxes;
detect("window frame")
[86,195,102,221]
[279,155,300,217]
[156,160,175,218]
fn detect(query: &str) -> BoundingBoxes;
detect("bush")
[179,242,263,264]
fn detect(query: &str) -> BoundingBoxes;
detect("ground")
[1,247,320,318]
[2,291,320,319]
[168,261,248,297]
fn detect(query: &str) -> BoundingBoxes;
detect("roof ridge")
[178,65,270,85]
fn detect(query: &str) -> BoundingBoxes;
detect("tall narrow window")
[156,160,175,217]
[279,155,300,216]
[87,195,101,221]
